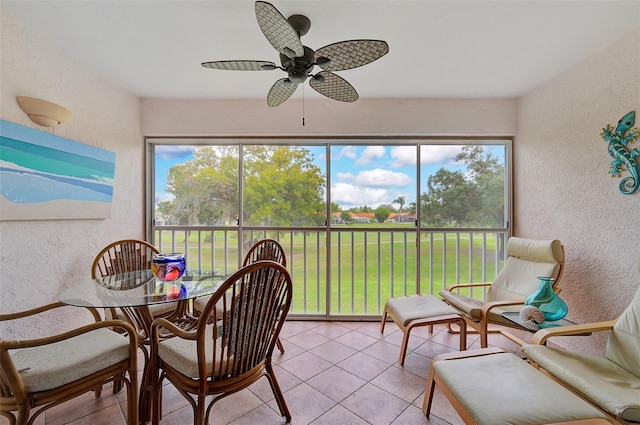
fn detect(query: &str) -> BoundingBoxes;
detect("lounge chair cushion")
[606,286,640,376]
[434,352,606,425]
[523,344,640,421]
[439,238,563,317]
[486,239,562,303]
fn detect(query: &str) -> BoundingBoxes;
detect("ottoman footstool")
[380,294,467,365]
[423,347,614,425]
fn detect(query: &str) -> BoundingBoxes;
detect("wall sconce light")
[16,96,72,127]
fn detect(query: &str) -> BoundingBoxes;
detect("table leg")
[138,346,152,424]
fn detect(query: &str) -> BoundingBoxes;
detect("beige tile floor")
[21,320,532,425]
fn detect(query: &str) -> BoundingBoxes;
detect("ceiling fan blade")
[201,60,277,71]
[267,78,299,107]
[309,71,358,103]
[255,1,304,58]
[314,40,389,71]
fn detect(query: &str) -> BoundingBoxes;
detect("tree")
[422,169,479,226]
[163,147,238,225]
[374,206,391,223]
[420,146,504,227]
[160,146,326,227]
[393,196,406,213]
[243,146,325,226]
[341,210,353,224]
[454,146,504,226]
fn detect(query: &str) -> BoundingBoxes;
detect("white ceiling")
[3,1,639,103]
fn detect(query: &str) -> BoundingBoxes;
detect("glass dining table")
[59,269,226,424]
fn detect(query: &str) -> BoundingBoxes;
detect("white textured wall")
[516,27,640,354]
[0,12,144,338]
[141,98,516,136]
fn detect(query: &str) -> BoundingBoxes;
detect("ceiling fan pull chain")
[302,83,305,126]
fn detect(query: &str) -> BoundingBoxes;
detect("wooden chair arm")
[530,319,618,345]
[481,298,526,316]
[432,347,506,363]
[445,282,492,292]
[0,302,102,323]
[0,319,135,350]
[150,317,197,341]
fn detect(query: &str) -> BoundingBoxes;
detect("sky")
[154,143,505,211]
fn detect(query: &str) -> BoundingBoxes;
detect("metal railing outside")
[153,226,508,319]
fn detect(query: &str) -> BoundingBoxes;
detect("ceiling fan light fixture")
[16,96,72,127]
[316,57,330,68]
[282,47,297,58]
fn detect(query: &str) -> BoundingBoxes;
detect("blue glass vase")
[151,253,186,282]
[524,276,568,321]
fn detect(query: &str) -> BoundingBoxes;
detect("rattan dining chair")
[0,302,138,425]
[92,239,178,325]
[193,238,288,352]
[150,261,293,425]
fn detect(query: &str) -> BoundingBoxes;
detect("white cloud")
[155,192,175,203]
[155,145,195,160]
[333,146,358,160]
[420,145,464,165]
[331,183,389,208]
[356,146,386,166]
[336,172,355,181]
[390,146,417,167]
[353,169,412,188]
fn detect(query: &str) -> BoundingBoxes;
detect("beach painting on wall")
[0,119,116,220]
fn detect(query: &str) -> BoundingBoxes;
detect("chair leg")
[265,363,292,422]
[398,328,411,366]
[124,374,139,425]
[113,371,125,394]
[480,329,489,348]
[276,337,285,353]
[457,318,467,351]
[422,361,438,416]
[380,308,388,334]
[195,395,206,425]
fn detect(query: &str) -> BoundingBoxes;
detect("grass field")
[155,227,504,316]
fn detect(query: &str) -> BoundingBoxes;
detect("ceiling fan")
[201,1,389,107]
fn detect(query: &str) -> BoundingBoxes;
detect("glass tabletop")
[501,311,579,332]
[59,269,226,308]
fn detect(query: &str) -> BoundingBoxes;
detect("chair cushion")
[158,324,228,378]
[434,352,605,425]
[487,238,562,303]
[385,294,460,326]
[193,293,231,316]
[506,237,564,264]
[606,286,640,376]
[438,291,485,318]
[438,291,521,324]
[487,257,560,302]
[523,344,640,421]
[10,328,130,393]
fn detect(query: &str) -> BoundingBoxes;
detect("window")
[148,138,511,317]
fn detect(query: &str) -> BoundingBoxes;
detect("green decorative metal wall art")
[600,110,640,195]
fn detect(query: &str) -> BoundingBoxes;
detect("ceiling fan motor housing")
[280,46,315,84]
